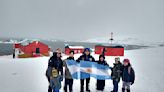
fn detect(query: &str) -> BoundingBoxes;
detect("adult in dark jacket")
[111,57,123,92]
[46,50,63,92]
[77,48,95,92]
[122,59,135,92]
[96,55,109,91]
[63,51,75,92]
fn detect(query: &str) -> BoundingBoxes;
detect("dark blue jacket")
[122,65,135,83]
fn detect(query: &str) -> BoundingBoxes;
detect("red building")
[65,45,84,55]
[95,45,124,56]
[14,41,50,58]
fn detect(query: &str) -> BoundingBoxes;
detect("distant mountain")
[0,38,68,44]
[159,43,164,47]
[83,37,162,47]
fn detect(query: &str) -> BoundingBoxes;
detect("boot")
[122,88,125,92]
[86,88,90,92]
[48,86,52,92]
[86,86,90,92]
[80,86,84,92]
[127,89,130,92]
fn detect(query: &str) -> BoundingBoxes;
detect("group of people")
[46,48,135,92]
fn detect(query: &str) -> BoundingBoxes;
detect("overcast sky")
[0,0,164,41]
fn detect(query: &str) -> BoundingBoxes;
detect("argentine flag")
[66,60,111,80]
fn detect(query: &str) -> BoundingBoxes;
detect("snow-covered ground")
[0,47,164,92]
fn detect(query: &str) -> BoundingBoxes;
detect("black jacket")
[48,52,63,76]
[97,60,108,66]
[77,54,95,62]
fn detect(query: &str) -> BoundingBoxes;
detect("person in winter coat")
[111,57,123,92]
[63,51,75,92]
[77,48,95,92]
[122,59,135,92]
[46,49,63,92]
[96,55,109,91]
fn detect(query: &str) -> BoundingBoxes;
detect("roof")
[95,44,124,48]
[20,40,47,46]
[65,45,84,49]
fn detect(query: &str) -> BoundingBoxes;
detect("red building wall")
[95,45,124,56]
[65,48,84,55]
[20,41,49,55]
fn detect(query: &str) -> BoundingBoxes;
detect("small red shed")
[16,41,50,58]
[65,45,84,55]
[95,45,124,56]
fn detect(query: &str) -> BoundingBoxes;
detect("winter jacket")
[97,60,109,66]
[47,53,63,77]
[50,75,63,89]
[122,65,135,83]
[63,57,74,79]
[111,62,123,82]
[77,54,95,62]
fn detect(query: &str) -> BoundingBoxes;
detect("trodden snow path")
[0,47,164,92]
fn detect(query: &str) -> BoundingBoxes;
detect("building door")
[36,48,40,54]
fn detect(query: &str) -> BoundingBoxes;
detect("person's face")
[57,52,61,58]
[85,50,90,55]
[69,52,74,57]
[115,58,119,64]
[100,57,104,61]
[123,62,128,66]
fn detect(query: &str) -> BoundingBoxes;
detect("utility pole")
[109,32,114,45]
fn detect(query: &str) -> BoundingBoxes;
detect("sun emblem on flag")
[85,68,92,73]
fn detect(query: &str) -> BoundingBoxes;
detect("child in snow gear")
[96,55,109,91]
[63,51,75,92]
[50,67,63,92]
[111,57,123,92]
[122,59,135,92]
[77,48,95,92]
[46,49,63,92]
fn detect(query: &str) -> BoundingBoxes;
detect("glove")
[76,60,80,63]
[131,81,134,85]
[59,76,63,81]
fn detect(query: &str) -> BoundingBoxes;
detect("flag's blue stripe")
[71,72,111,80]
[91,74,111,80]
[66,60,77,66]
[92,63,110,70]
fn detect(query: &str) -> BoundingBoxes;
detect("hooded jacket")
[122,64,135,83]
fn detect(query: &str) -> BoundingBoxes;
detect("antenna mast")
[109,32,114,45]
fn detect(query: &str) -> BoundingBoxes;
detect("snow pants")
[80,78,90,91]
[122,81,131,90]
[64,78,73,92]
[96,79,105,91]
